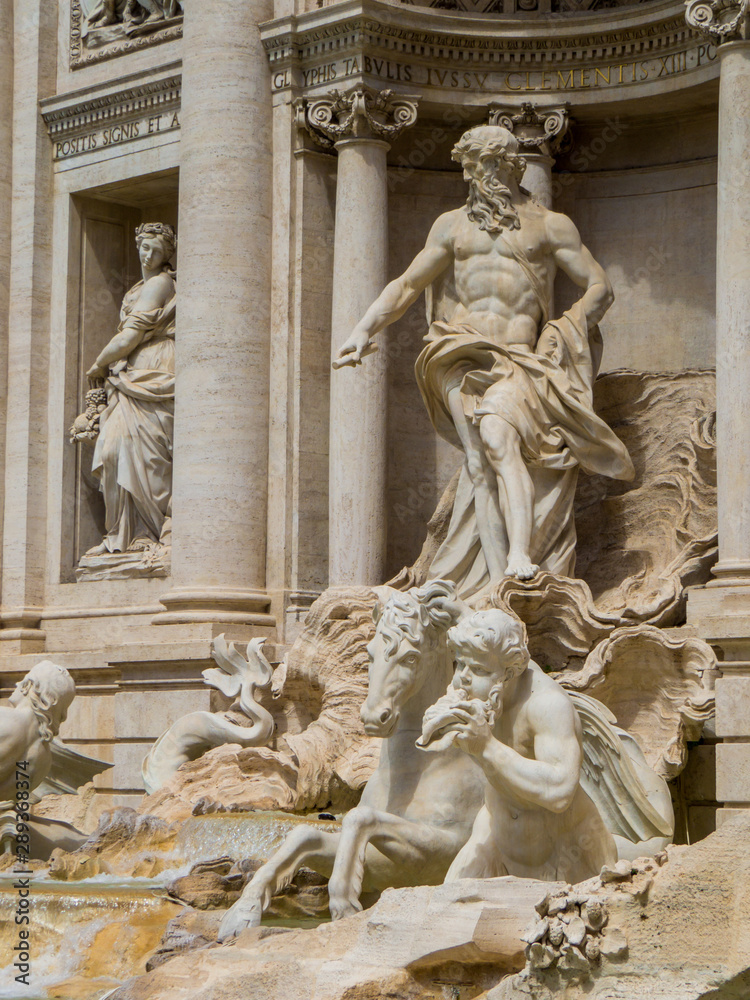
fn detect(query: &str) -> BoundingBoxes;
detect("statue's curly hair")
[135,222,177,259]
[451,126,527,184]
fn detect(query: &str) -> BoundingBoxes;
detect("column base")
[0,609,46,653]
[706,560,750,587]
[152,587,275,628]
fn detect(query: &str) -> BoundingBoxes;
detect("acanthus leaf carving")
[685,0,749,42]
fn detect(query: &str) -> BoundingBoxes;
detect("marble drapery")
[418,298,634,597]
[91,277,176,555]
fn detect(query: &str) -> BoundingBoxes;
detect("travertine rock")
[107,876,552,1000]
[491,814,750,1000]
[558,624,717,779]
[139,588,380,822]
[395,369,716,670]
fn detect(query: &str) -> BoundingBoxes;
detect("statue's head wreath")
[135,222,177,258]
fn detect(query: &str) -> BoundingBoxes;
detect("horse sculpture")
[218,579,485,940]
[218,578,675,940]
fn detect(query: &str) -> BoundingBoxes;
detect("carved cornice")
[296,87,419,148]
[70,0,183,70]
[684,0,749,41]
[489,102,570,154]
[262,0,696,67]
[42,74,181,139]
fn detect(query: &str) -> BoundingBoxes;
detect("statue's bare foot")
[504,556,539,581]
[217,895,263,942]
[84,542,109,557]
[328,890,364,921]
[143,11,166,22]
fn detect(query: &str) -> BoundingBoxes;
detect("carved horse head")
[361,579,464,737]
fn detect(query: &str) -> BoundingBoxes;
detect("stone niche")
[62,171,178,582]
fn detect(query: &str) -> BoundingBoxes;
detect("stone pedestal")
[297,88,418,586]
[155,0,274,628]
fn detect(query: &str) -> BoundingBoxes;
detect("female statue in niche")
[71,222,176,579]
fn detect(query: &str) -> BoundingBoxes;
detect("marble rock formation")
[0,661,111,859]
[95,815,750,1000]
[491,814,750,1000]
[139,587,381,823]
[142,635,276,795]
[104,876,553,1000]
[396,368,716,671]
[557,624,717,780]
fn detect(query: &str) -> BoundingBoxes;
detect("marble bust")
[335,125,634,597]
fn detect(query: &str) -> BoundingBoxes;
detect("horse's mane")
[377,580,463,657]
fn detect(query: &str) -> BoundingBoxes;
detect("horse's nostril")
[379,708,391,725]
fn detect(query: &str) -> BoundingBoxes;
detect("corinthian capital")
[295,87,419,149]
[488,102,570,157]
[685,0,749,42]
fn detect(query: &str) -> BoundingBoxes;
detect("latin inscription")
[53,110,181,161]
[273,42,717,94]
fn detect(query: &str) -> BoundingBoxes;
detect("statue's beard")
[466,176,521,234]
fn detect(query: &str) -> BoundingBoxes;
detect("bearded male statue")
[336,125,634,597]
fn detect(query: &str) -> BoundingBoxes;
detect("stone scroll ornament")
[295,87,419,148]
[70,222,177,582]
[685,0,750,40]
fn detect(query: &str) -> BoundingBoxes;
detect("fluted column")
[298,89,418,586]
[488,103,569,208]
[0,0,56,653]
[685,0,750,824]
[155,0,274,626]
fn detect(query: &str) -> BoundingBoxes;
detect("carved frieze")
[262,1,719,104]
[71,0,183,69]
[41,73,180,162]
[296,87,419,148]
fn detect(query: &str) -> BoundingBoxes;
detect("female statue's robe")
[92,277,176,553]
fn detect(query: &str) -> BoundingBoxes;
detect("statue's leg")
[327,806,462,919]
[447,387,507,580]
[478,414,538,580]
[217,826,339,941]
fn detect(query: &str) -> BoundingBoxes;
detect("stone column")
[297,89,418,586]
[155,0,274,627]
[0,0,13,608]
[685,0,750,822]
[0,0,56,653]
[488,103,569,208]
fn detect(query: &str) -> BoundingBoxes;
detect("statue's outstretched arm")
[335,211,456,368]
